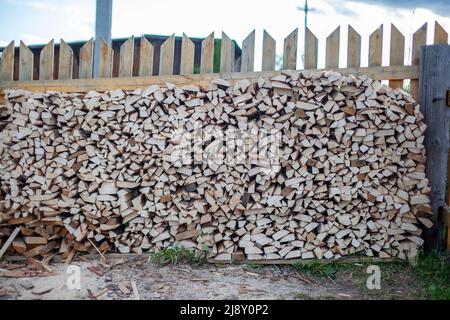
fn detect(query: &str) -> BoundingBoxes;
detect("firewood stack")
[0,70,432,261]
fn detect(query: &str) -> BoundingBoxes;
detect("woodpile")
[0,70,432,262]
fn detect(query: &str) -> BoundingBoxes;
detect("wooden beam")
[369,24,383,67]
[58,39,74,80]
[119,37,134,77]
[139,36,154,77]
[389,24,405,89]
[180,33,195,75]
[326,26,340,68]
[347,25,361,68]
[159,34,175,76]
[419,44,450,251]
[411,23,427,102]
[39,40,54,80]
[220,32,235,73]
[304,27,318,69]
[200,32,214,74]
[79,38,94,79]
[0,65,419,95]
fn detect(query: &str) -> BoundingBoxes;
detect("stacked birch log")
[0,70,432,261]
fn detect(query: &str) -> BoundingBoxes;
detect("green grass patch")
[149,246,208,266]
[413,251,450,300]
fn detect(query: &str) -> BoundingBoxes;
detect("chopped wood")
[0,70,431,261]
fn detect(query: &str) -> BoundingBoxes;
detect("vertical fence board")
[283,28,298,70]
[220,32,235,73]
[159,34,175,76]
[419,45,450,250]
[241,30,255,72]
[180,33,195,75]
[119,37,134,78]
[304,27,318,69]
[200,32,214,74]
[98,39,113,78]
[411,23,427,102]
[58,39,73,80]
[39,39,54,80]
[389,24,405,89]
[0,41,14,81]
[139,36,153,77]
[79,38,94,79]
[19,41,33,81]
[326,26,340,68]
[434,21,448,44]
[369,24,383,67]
[347,25,361,68]
[262,30,276,71]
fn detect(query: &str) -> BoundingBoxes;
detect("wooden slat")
[19,41,33,81]
[389,24,405,89]
[262,30,276,71]
[325,26,340,68]
[138,36,153,77]
[119,37,134,78]
[200,32,214,74]
[241,30,255,72]
[369,24,383,67]
[283,28,298,70]
[220,32,235,73]
[159,34,175,76]
[304,27,318,69]
[180,33,194,75]
[98,39,113,78]
[39,39,54,80]
[347,25,361,68]
[434,21,448,44]
[0,41,14,81]
[58,39,73,80]
[79,38,94,79]
[0,65,419,95]
[411,23,427,102]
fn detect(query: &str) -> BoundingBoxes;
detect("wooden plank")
[347,25,361,68]
[262,30,276,71]
[79,38,94,79]
[98,39,113,78]
[0,227,20,260]
[241,30,255,72]
[39,39,54,80]
[411,23,427,102]
[419,44,450,251]
[0,65,419,94]
[389,24,405,89]
[159,34,175,76]
[325,26,340,68]
[0,41,15,81]
[138,36,153,77]
[434,21,448,44]
[283,28,298,70]
[304,27,318,69]
[220,32,235,73]
[369,24,383,67]
[58,39,73,80]
[180,33,194,75]
[19,41,33,81]
[200,32,214,74]
[119,37,134,78]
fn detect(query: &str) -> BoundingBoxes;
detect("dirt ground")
[0,256,421,300]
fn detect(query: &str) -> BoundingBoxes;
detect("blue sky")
[0,0,448,70]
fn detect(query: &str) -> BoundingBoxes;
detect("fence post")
[93,0,113,78]
[419,44,450,251]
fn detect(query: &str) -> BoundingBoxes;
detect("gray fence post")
[93,0,113,78]
[419,44,450,251]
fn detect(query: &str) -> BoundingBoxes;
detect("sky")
[0,0,448,70]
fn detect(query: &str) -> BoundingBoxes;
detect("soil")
[0,256,422,300]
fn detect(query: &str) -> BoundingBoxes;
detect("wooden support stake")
[0,227,20,260]
[419,44,450,251]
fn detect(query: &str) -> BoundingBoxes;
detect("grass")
[149,246,208,266]
[413,251,450,300]
[291,253,450,300]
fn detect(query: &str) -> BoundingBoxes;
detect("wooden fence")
[0,21,448,102]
